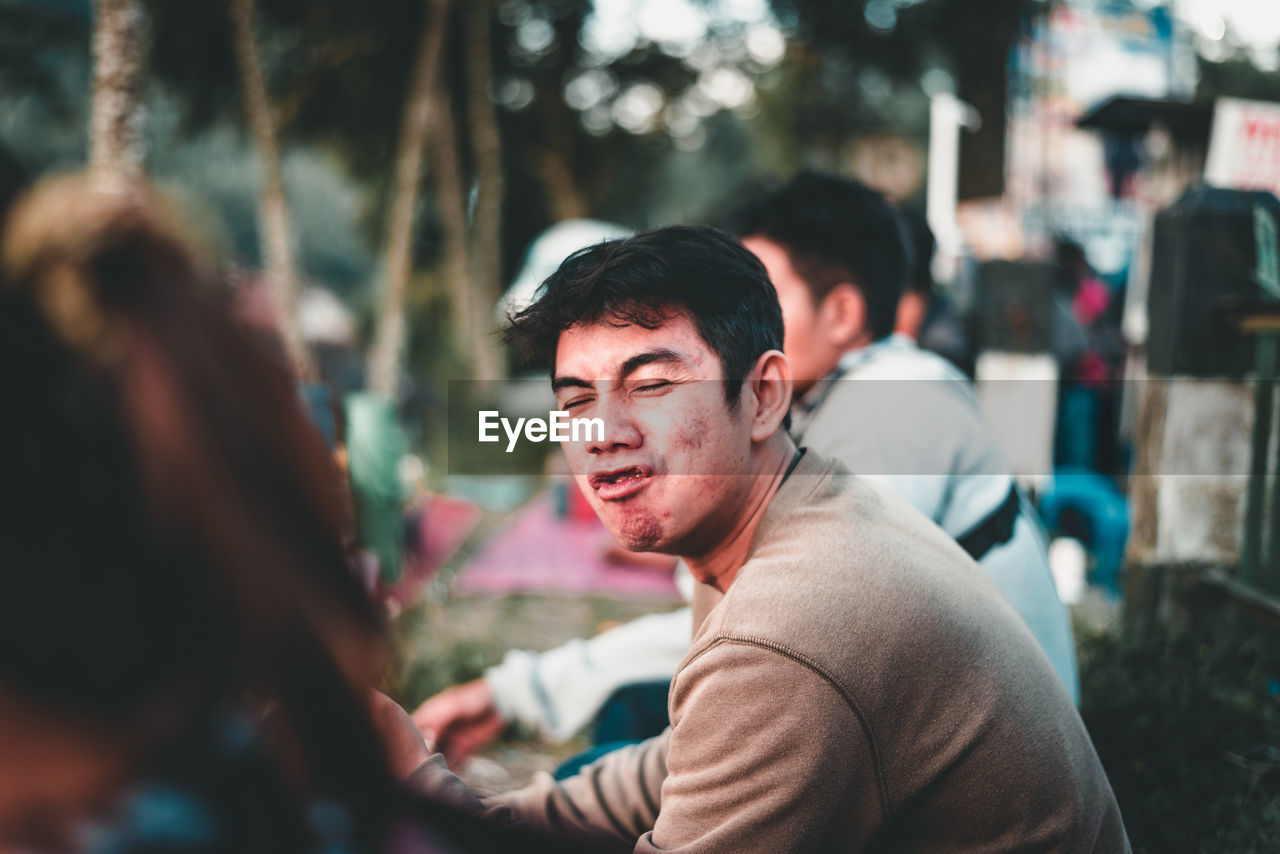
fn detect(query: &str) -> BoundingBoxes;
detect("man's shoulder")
[750,451,952,558]
[821,348,975,416]
[806,348,1004,480]
[696,454,1038,697]
[707,458,974,641]
[844,338,968,382]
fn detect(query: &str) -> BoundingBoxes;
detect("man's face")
[553,312,761,557]
[742,235,844,394]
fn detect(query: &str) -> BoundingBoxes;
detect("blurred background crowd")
[3,0,1280,850]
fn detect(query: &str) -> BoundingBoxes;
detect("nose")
[586,391,642,455]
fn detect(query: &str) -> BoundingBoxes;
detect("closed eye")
[632,380,672,395]
[563,396,595,410]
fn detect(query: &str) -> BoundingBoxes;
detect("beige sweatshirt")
[490,452,1129,853]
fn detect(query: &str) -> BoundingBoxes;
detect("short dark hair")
[724,170,907,340]
[505,224,785,409]
[0,141,26,222]
[897,207,937,297]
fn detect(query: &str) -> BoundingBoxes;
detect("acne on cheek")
[670,412,710,457]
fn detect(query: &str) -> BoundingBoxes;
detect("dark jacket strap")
[957,485,1022,562]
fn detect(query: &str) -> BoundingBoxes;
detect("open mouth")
[587,465,652,501]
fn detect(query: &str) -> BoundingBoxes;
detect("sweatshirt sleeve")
[636,640,882,853]
[484,729,671,848]
[403,753,515,825]
[488,641,883,853]
[484,607,693,741]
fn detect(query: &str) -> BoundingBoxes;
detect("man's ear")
[747,349,793,442]
[820,282,868,351]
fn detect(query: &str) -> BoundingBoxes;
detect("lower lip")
[593,474,649,501]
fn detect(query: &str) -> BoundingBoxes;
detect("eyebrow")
[552,375,592,392]
[551,348,688,392]
[619,348,686,378]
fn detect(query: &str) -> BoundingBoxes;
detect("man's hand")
[368,689,433,779]
[412,678,507,767]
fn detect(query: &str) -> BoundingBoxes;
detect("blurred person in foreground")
[414,174,1077,769]
[0,173,594,854]
[472,225,1126,852]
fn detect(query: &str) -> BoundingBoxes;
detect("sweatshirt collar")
[748,449,837,559]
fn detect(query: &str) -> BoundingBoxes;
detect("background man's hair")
[0,142,26,221]
[723,170,907,340]
[896,206,937,298]
[505,224,785,409]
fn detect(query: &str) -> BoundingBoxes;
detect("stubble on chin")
[613,508,665,552]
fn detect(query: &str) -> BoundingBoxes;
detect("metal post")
[1265,346,1280,594]
[1244,205,1280,586]
[1243,335,1275,585]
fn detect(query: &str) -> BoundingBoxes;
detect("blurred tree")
[144,0,725,383]
[1197,54,1280,104]
[366,0,449,396]
[229,0,313,378]
[765,0,1029,197]
[0,2,86,128]
[130,1,848,385]
[90,0,149,181]
[465,0,505,380]
[424,0,489,383]
[147,0,507,387]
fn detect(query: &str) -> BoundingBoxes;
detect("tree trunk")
[534,92,587,221]
[538,146,587,222]
[229,0,314,379]
[90,0,149,183]
[464,0,504,381]
[429,46,485,380]
[367,0,450,397]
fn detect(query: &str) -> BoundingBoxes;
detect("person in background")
[414,173,1078,771]
[1051,237,1125,473]
[0,173,593,854]
[730,171,1077,703]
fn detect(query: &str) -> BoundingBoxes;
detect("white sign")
[1205,97,1280,200]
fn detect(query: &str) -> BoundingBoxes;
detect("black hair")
[505,224,785,409]
[897,207,936,297]
[723,170,907,340]
[0,141,26,221]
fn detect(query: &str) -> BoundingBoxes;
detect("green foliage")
[1197,54,1280,104]
[391,607,492,706]
[0,1,91,172]
[765,0,1029,196]
[0,1,87,122]
[1080,620,1280,852]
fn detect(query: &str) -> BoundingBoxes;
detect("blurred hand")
[368,690,433,779]
[411,679,506,767]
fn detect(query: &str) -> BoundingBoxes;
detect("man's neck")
[792,332,877,397]
[684,433,796,593]
[837,330,881,362]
